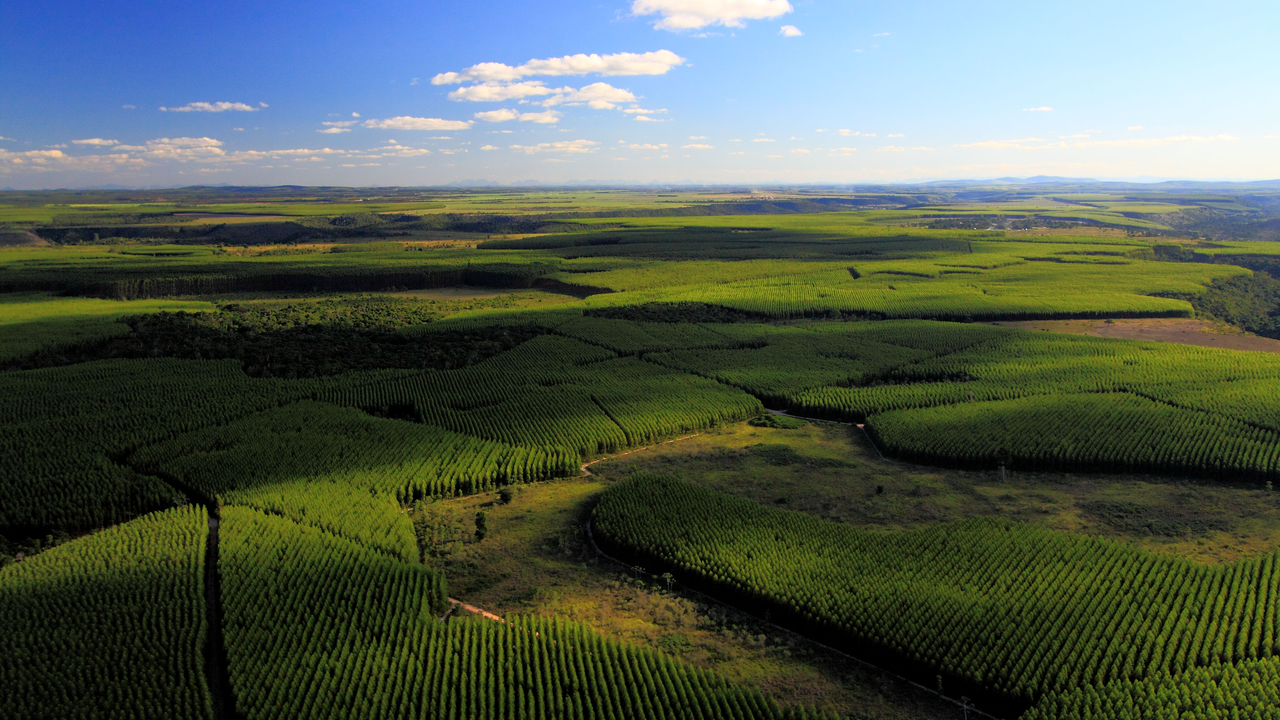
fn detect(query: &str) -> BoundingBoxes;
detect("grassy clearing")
[419,479,967,720]
[0,293,213,361]
[591,420,1280,564]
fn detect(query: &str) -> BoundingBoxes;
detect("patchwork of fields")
[5,189,1280,720]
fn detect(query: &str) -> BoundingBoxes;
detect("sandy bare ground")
[992,317,1280,354]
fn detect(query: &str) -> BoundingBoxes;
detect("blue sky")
[2,0,1277,188]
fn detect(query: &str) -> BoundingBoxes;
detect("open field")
[5,186,1280,720]
[993,317,1280,353]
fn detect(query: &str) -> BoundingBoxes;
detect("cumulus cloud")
[688,135,707,139]
[433,50,685,85]
[837,129,874,137]
[1022,106,1054,112]
[541,82,637,109]
[1129,125,1145,131]
[791,148,809,154]
[0,147,146,172]
[887,133,904,138]
[323,120,358,128]
[160,101,260,113]
[623,143,668,150]
[625,107,668,115]
[122,105,137,110]
[449,81,559,102]
[362,116,474,131]
[474,109,562,124]
[318,128,351,134]
[635,115,665,122]
[509,139,599,154]
[480,145,499,150]
[751,138,775,142]
[682,143,714,149]
[780,25,802,37]
[72,138,118,146]
[0,136,13,142]
[632,0,793,30]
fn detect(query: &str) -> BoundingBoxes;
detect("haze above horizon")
[2,0,1277,189]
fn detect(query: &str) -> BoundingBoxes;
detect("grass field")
[0,292,213,361]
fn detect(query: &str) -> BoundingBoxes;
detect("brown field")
[993,317,1280,353]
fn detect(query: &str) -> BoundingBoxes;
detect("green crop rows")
[220,506,831,720]
[593,475,1280,715]
[6,198,1280,719]
[0,506,211,719]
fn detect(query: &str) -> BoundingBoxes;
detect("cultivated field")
[4,184,1280,720]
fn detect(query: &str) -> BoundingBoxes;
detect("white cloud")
[47,144,68,148]
[751,138,775,143]
[873,32,891,36]
[323,120,358,128]
[682,143,714,149]
[1022,106,1054,112]
[624,143,668,150]
[259,102,269,108]
[1128,125,1145,131]
[729,151,745,155]
[318,127,351,134]
[362,116,474,131]
[0,136,13,141]
[474,108,562,124]
[510,139,599,154]
[632,0,793,30]
[474,109,522,122]
[122,105,137,110]
[780,25,802,37]
[410,78,420,86]
[766,154,782,158]
[480,145,499,150]
[688,135,707,139]
[72,138,118,146]
[352,112,360,117]
[625,106,668,115]
[635,115,666,122]
[541,82,637,109]
[837,129,874,137]
[449,81,558,102]
[887,133,904,138]
[1060,133,1090,139]
[160,101,259,113]
[791,148,810,154]
[232,127,245,131]
[433,50,685,85]
[878,145,906,152]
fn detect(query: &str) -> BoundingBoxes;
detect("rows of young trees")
[1024,657,1280,720]
[219,506,832,720]
[553,316,740,355]
[132,400,576,506]
[0,357,414,530]
[866,392,1280,478]
[592,475,1280,715]
[327,335,763,457]
[0,506,211,719]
